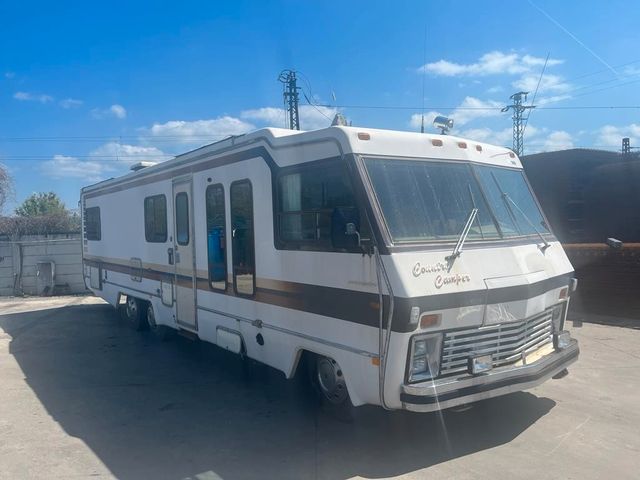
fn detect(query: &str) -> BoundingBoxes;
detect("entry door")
[173,179,197,329]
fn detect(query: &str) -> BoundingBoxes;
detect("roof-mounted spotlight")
[433,116,454,135]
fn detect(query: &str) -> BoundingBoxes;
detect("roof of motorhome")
[81,126,520,192]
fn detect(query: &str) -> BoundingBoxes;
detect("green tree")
[15,192,67,217]
[0,163,13,214]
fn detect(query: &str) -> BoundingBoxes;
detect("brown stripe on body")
[84,255,573,333]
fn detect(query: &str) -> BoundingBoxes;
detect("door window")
[206,184,227,291]
[175,192,190,245]
[230,180,255,296]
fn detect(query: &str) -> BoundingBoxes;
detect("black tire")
[123,296,147,331]
[146,303,173,341]
[308,354,354,421]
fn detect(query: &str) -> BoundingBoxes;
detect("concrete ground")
[0,296,639,480]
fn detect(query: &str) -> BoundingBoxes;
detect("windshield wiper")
[502,193,550,251]
[446,208,478,262]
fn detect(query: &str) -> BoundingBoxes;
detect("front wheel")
[309,355,353,420]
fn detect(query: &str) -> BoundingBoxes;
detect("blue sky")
[1,0,639,212]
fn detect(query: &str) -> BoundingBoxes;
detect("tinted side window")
[85,207,101,241]
[230,180,254,296]
[175,192,189,246]
[206,184,227,291]
[144,194,167,243]
[277,161,358,249]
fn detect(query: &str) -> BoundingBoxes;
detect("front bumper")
[401,335,579,412]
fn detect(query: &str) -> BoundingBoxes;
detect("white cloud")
[458,125,545,151]
[622,65,640,76]
[512,73,571,94]
[409,96,504,132]
[148,116,255,144]
[450,96,505,126]
[41,155,107,182]
[13,91,54,103]
[41,143,169,182]
[59,98,83,109]
[110,104,126,118]
[542,131,574,150]
[419,51,562,77]
[409,111,443,131]
[89,142,168,166]
[486,85,504,94]
[521,55,564,68]
[241,105,338,131]
[92,104,127,119]
[597,123,640,147]
[458,127,514,146]
[241,107,286,126]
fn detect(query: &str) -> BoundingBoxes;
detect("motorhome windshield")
[363,157,550,244]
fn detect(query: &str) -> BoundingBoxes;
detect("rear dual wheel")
[123,296,147,331]
[146,303,173,341]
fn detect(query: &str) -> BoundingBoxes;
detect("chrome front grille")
[439,309,554,377]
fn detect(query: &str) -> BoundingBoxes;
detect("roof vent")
[130,161,157,172]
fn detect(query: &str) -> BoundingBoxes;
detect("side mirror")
[331,207,361,250]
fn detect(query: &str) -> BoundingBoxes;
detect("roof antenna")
[420,25,427,133]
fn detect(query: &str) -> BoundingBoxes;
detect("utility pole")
[501,92,535,156]
[278,70,300,130]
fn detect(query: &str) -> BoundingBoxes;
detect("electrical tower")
[501,92,535,156]
[278,70,300,130]
[622,137,631,156]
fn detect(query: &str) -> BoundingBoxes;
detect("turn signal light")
[357,132,371,140]
[559,287,568,299]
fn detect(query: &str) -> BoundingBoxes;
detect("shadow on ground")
[0,303,556,479]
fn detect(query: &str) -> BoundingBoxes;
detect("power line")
[312,103,640,111]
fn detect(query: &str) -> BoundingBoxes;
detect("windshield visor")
[363,157,550,244]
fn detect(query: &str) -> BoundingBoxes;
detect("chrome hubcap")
[147,305,156,328]
[126,297,137,319]
[316,357,347,404]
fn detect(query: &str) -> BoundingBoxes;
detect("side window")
[144,194,167,243]
[175,192,189,246]
[85,207,101,241]
[230,180,254,296]
[205,184,227,291]
[276,160,362,250]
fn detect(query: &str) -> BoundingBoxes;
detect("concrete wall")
[0,234,88,296]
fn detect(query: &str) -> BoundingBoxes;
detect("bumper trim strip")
[401,339,579,410]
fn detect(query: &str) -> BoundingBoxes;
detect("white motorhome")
[81,126,579,412]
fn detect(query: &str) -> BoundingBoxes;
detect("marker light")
[431,139,443,146]
[409,307,420,327]
[458,142,467,149]
[420,313,441,329]
[357,132,371,140]
[559,287,569,299]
